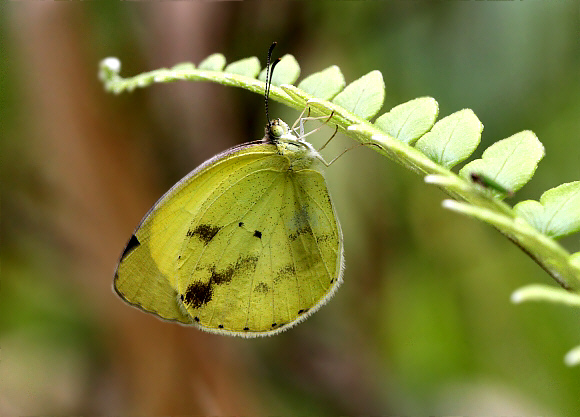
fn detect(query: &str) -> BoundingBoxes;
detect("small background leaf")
[515,182,580,238]
[224,57,260,77]
[198,53,226,71]
[511,284,580,307]
[415,109,482,169]
[297,65,345,100]
[332,70,385,120]
[374,97,439,145]
[258,54,300,86]
[460,131,545,197]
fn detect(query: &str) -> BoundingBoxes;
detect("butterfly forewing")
[114,143,277,323]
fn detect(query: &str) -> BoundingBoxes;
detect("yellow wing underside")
[114,143,343,336]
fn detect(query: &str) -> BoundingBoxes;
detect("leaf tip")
[564,346,580,367]
[101,57,121,73]
[424,174,453,185]
[441,199,460,211]
[510,289,525,304]
[424,174,439,184]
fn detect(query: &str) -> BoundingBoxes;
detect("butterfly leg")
[293,111,336,142]
[320,141,384,167]
[291,106,311,136]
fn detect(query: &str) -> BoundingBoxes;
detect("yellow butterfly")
[114,44,344,337]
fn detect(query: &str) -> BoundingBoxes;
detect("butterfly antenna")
[265,42,280,127]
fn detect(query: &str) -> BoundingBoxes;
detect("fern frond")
[99,54,580,292]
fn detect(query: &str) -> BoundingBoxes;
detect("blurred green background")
[2,2,579,415]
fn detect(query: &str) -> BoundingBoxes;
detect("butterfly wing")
[114,141,343,336]
[114,141,273,324]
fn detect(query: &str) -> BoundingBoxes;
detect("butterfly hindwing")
[174,146,343,335]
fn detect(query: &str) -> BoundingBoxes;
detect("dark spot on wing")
[184,282,213,308]
[243,327,250,331]
[274,264,295,282]
[183,256,260,309]
[236,255,259,271]
[209,255,259,285]
[187,224,221,244]
[298,308,309,315]
[120,234,140,261]
[253,230,262,239]
[218,324,224,329]
[194,316,200,322]
[289,224,314,241]
[210,264,235,285]
[330,278,334,283]
[239,222,244,227]
[254,282,270,293]
[271,323,277,328]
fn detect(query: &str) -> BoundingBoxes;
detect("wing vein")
[293,177,333,294]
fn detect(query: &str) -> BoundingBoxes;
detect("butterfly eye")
[269,119,289,139]
[270,124,285,138]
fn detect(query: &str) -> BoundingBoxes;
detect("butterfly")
[114,43,344,337]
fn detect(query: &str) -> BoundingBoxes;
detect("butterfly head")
[264,118,297,143]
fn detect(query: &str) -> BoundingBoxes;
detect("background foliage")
[2,2,579,415]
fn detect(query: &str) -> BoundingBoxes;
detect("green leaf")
[415,109,482,169]
[514,182,580,238]
[198,53,226,71]
[297,65,345,100]
[224,57,260,77]
[374,97,439,145]
[460,131,544,198]
[258,54,300,86]
[332,70,385,120]
[511,284,580,307]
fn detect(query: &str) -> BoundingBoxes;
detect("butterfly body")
[114,120,344,336]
